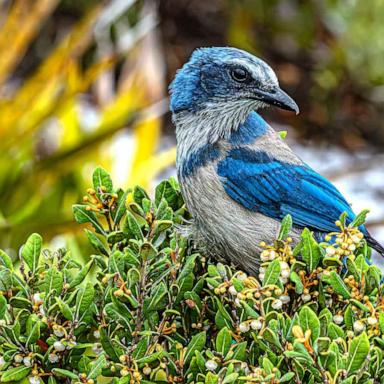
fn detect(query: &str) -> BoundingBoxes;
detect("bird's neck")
[174,102,255,165]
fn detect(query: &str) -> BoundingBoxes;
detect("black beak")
[251,87,299,114]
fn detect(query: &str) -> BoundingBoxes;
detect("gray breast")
[179,161,298,274]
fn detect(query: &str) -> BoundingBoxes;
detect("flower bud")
[23,356,32,367]
[279,295,290,304]
[53,325,65,338]
[205,360,218,371]
[271,299,283,310]
[351,235,361,244]
[28,376,40,384]
[14,354,23,363]
[301,294,311,303]
[228,285,237,295]
[250,319,263,330]
[237,272,247,281]
[280,270,290,279]
[239,322,250,333]
[280,261,289,270]
[53,341,66,352]
[33,293,43,305]
[333,315,343,325]
[92,343,103,354]
[353,320,365,333]
[260,250,269,262]
[367,317,378,326]
[93,330,100,339]
[48,353,59,363]
[143,366,152,375]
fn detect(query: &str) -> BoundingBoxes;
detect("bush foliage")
[0,167,383,384]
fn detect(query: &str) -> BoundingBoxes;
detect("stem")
[134,260,148,343]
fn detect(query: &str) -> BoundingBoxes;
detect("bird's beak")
[251,87,299,114]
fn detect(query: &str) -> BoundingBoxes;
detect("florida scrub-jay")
[170,47,384,274]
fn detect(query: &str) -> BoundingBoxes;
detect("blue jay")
[170,47,384,274]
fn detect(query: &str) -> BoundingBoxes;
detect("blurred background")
[0,0,383,261]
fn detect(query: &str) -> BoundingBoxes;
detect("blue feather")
[229,112,268,145]
[179,143,220,179]
[217,148,365,233]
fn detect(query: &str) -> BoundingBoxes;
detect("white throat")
[173,100,257,164]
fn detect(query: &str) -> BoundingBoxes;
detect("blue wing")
[217,148,361,233]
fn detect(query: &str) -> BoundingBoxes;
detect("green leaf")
[123,211,143,240]
[155,180,182,210]
[140,242,157,261]
[93,166,113,194]
[299,306,320,343]
[279,130,287,139]
[44,268,63,295]
[0,269,12,291]
[133,186,149,205]
[152,220,173,236]
[184,332,206,367]
[144,282,168,312]
[290,271,304,294]
[0,294,7,319]
[55,297,73,321]
[350,209,369,228]
[21,233,42,273]
[52,368,79,380]
[100,328,120,362]
[104,303,132,331]
[328,323,344,340]
[326,271,351,299]
[350,299,370,313]
[112,189,129,225]
[379,313,384,334]
[280,372,295,382]
[231,341,247,361]
[85,229,109,256]
[216,327,232,357]
[0,366,31,382]
[355,255,369,275]
[75,281,95,322]
[69,259,93,288]
[222,373,239,384]
[278,215,292,240]
[135,351,164,365]
[300,228,321,271]
[346,332,370,374]
[205,372,219,384]
[0,249,13,270]
[87,353,107,379]
[263,259,281,287]
[26,320,40,347]
[73,204,106,235]
[133,337,149,360]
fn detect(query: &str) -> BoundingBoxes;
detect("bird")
[169,46,384,274]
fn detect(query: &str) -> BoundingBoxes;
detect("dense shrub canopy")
[0,167,383,384]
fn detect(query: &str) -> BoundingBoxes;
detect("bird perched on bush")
[170,47,384,274]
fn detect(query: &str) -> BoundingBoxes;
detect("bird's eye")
[230,67,249,83]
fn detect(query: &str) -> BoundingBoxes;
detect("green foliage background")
[1,0,384,255]
[0,168,383,383]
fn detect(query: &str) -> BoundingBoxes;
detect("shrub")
[0,167,383,384]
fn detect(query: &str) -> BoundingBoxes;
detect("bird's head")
[170,47,299,116]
